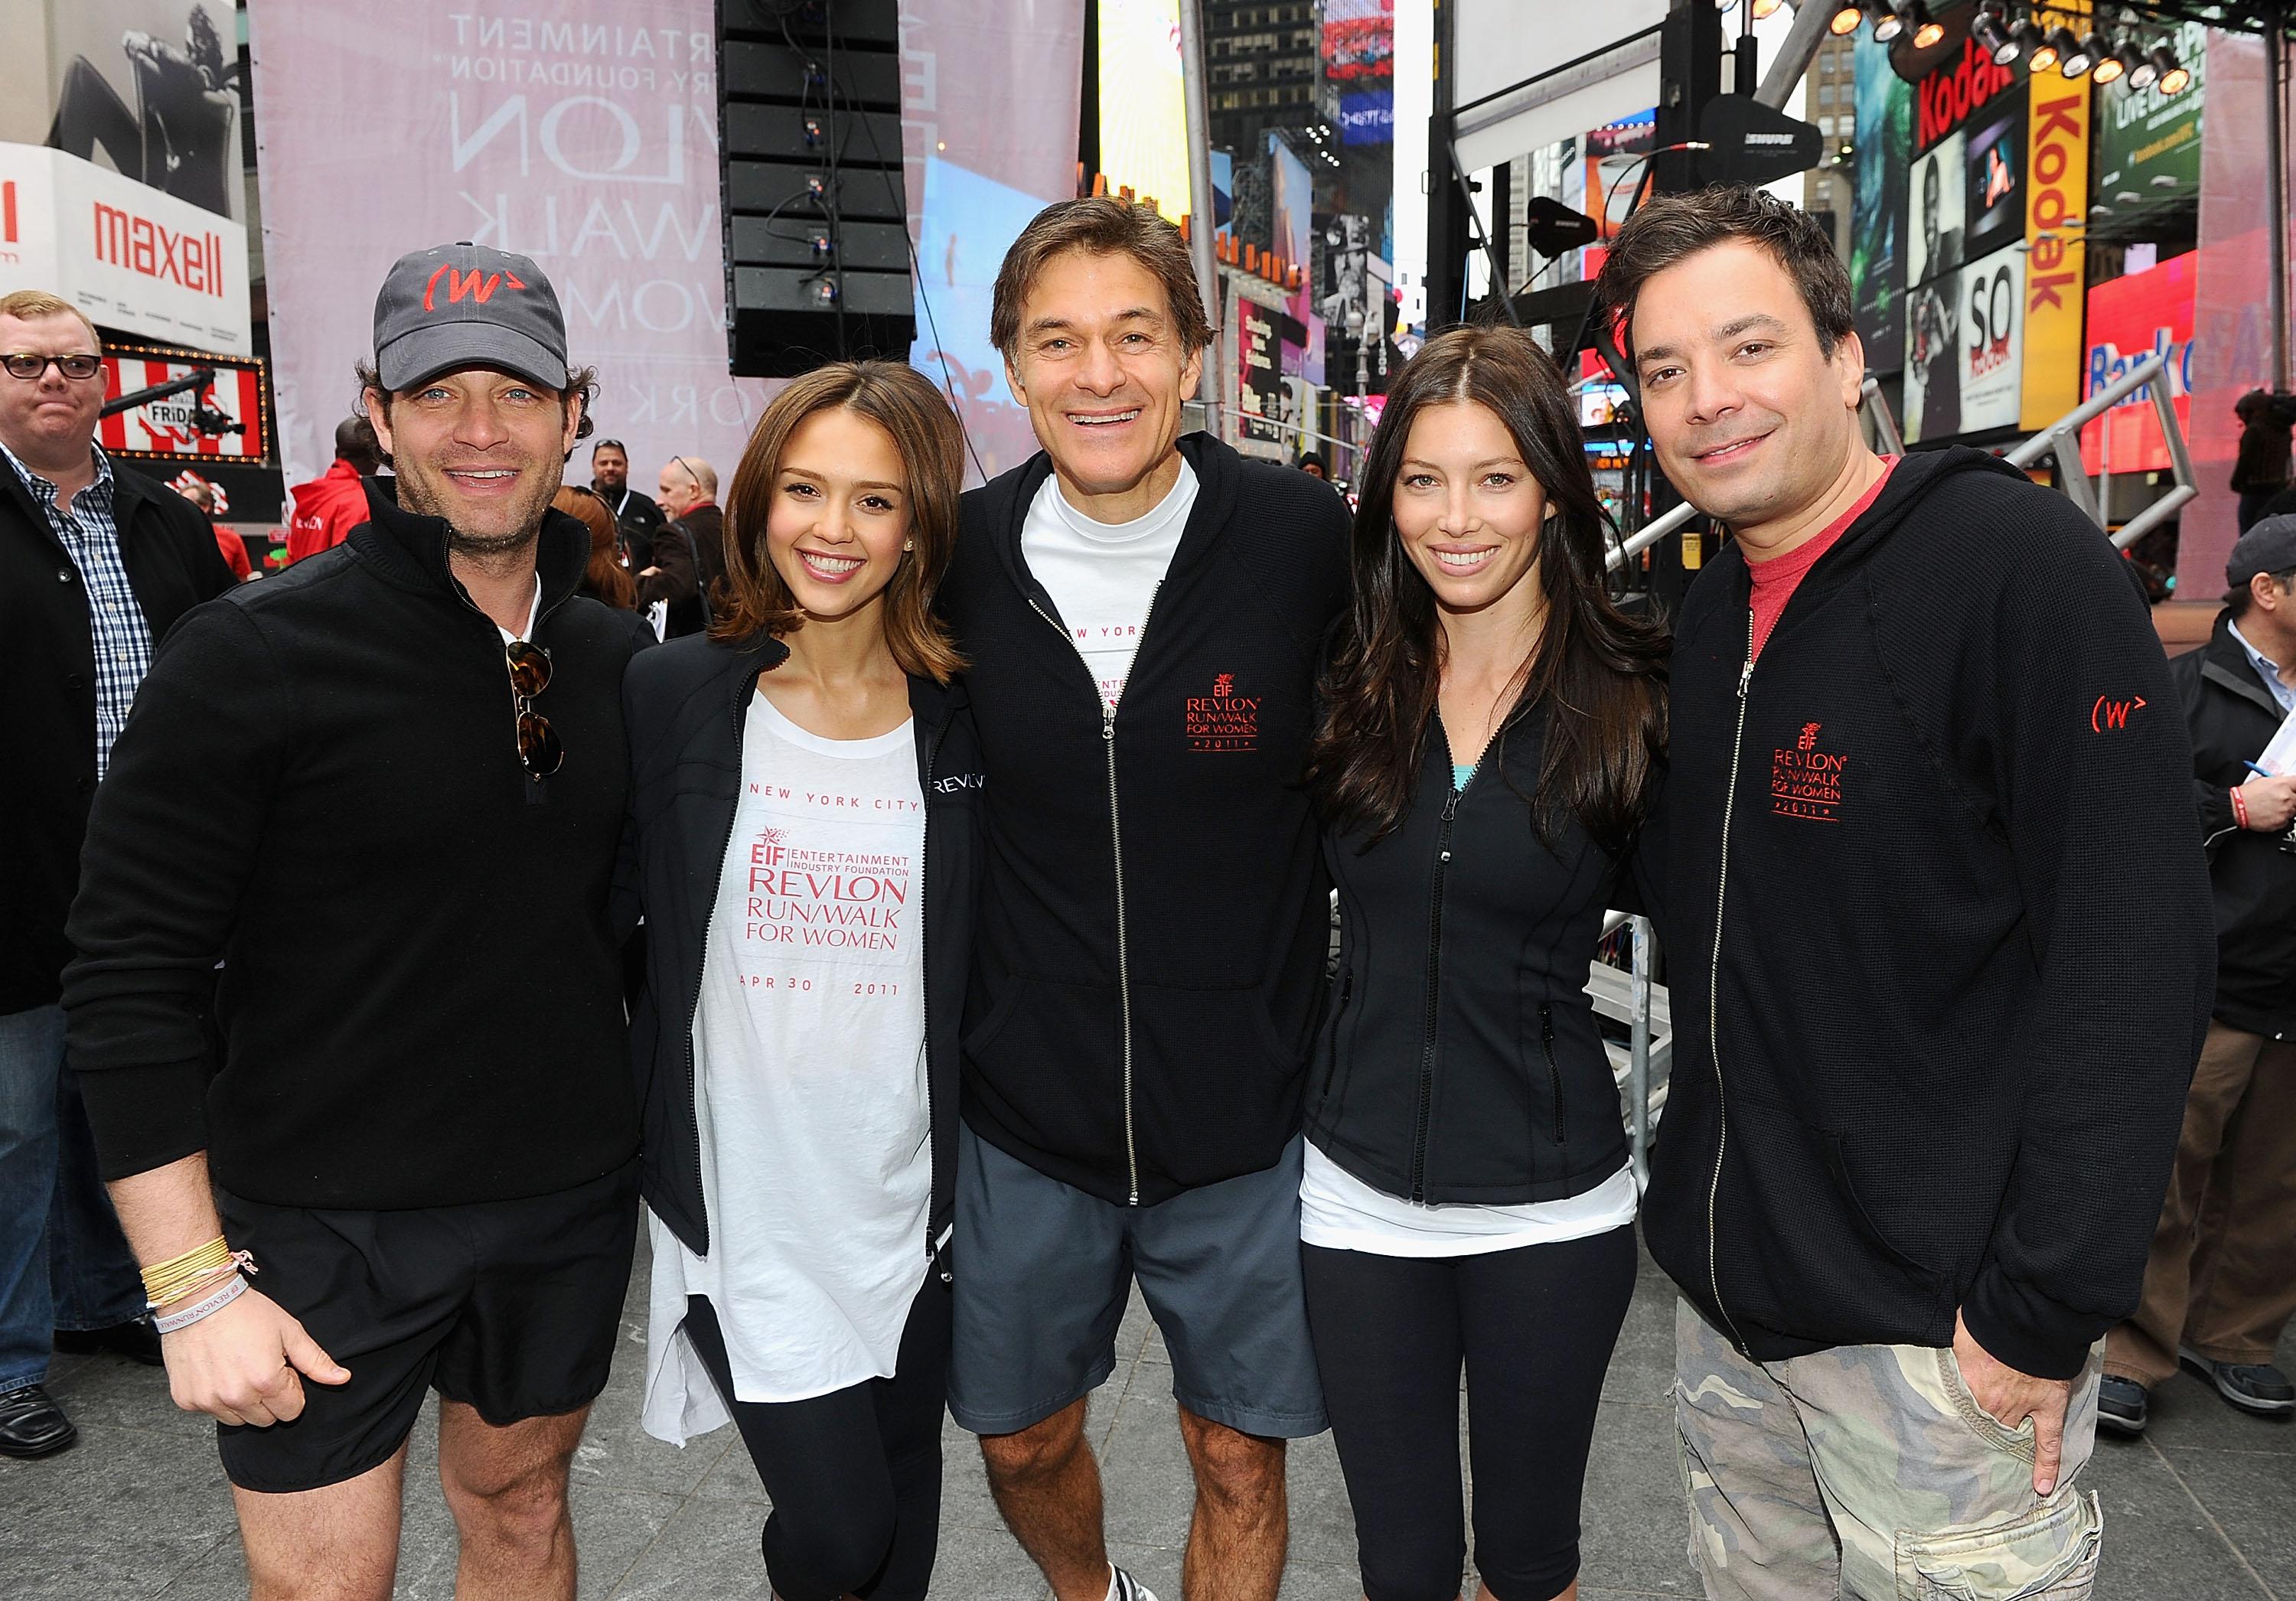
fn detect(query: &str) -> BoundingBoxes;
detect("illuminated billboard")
[1098,0,1192,220]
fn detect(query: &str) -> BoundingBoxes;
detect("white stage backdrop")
[250,0,1084,493]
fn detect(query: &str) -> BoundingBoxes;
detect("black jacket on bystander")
[2,457,233,1015]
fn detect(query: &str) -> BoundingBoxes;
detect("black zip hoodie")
[624,633,984,1271]
[64,482,646,1208]
[939,433,1352,1205]
[1308,704,1655,1204]
[1650,446,2215,1381]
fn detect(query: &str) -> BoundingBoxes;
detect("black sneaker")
[2180,1348,2296,1417]
[2097,1374,2148,1436]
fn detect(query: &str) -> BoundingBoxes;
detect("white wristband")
[154,1273,248,1335]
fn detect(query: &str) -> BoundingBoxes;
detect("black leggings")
[1302,1225,1637,1601]
[683,1274,951,1601]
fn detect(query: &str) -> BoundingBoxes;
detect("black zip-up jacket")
[64,483,647,1208]
[1650,447,2215,1381]
[625,633,985,1269]
[1308,704,1658,1204]
[4,455,233,1013]
[940,434,1352,1205]
[2177,610,2296,1039]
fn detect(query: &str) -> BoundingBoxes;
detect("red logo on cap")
[422,264,527,312]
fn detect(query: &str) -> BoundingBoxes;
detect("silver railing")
[1590,911,1668,1189]
[2005,350,2195,550]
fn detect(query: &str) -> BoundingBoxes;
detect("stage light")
[1751,0,1791,18]
[2031,26,2078,74]
[2056,28,2095,77]
[2073,29,2113,78]
[1828,2,1864,34]
[1867,1,1903,42]
[1971,7,2018,65]
[2088,34,2125,83]
[2007,18,2046,64]
[2154,46,2191,95]
[2122,43,2157,89]
[1904,2,1944,49]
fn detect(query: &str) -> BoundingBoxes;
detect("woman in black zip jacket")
[622,362,983,1601]
[1301,327,1667,1601]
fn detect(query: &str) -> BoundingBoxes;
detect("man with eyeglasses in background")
[62,243,646,1600]
[0,289,235,1461]
[635,452,724,637]
[586,435,664,572]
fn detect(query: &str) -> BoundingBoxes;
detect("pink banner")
[251,2,1081,495]
[249,2,764,491]
[2186,30,2292,593]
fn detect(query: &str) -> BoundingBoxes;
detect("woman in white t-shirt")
[1299,327,1668,1601]
[625,361,983,1601]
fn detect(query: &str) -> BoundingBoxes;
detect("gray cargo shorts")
[1675,1298,2105,1600]
[948,1123,1327,1440]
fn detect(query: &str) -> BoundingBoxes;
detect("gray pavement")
[4,1235,2293,1599]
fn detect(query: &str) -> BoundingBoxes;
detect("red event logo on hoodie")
[1772,721,1848,822]
[1186,673,1260,752]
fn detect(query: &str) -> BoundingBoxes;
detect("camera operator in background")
[2232,390,2294,536]
[2101,515,2296,1436]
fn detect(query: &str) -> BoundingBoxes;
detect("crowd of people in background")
[2,184,2291,1601]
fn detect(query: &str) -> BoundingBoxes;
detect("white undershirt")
[1300,1144,1638,1257]
[494,573,542,644]
[1021,461,1199,709]
[642,692,932,1443]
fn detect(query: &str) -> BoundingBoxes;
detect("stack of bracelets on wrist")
[140,1237,259,1334]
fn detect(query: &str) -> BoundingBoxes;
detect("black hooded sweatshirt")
[1650,446,2215,1381]
[64,484,645,1208]
[939,433,1352,1206]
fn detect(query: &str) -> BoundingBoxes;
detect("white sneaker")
[1108,1565,1161,1601]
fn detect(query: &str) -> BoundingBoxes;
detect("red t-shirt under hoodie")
[1744,457,1896,663]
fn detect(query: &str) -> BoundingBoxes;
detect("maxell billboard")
[0,142,251,354]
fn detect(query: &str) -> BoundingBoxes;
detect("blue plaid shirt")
[4,439,155,778]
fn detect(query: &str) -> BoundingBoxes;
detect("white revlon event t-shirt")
[641,691,932,1443]
[1021,459,1199,709]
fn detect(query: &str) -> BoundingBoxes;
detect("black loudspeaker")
[720,0,915,377]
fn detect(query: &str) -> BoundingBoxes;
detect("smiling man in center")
[935,197,1351,1601]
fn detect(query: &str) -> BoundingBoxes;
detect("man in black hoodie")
[63,244,644,1600]
[1596,187,2213,1599]
[938,198,1349,1601]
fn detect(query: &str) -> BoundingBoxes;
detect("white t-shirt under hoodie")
[641,690,933,1444]
[1021,460,1199,708]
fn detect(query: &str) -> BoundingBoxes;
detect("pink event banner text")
[249,4,765,492]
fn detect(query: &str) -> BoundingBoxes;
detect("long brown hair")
[713,361,965,683]
[1306,326,1668,853]
[552,486,634,608]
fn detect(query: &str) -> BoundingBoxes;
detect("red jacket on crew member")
[285,459,371,564]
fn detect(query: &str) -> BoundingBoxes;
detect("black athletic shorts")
[212,1159,640,1493]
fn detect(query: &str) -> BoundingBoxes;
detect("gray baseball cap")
[2228,514,2296,586]
[371,242,570,393]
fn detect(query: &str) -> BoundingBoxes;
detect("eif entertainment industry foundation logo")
[1186,673,1260,753]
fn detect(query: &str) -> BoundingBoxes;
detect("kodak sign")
[2020,83,2089,429]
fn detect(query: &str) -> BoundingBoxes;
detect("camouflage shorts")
[1675,1299,2105,1600]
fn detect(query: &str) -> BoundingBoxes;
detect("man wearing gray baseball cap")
[63,243,649,1599]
